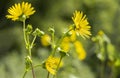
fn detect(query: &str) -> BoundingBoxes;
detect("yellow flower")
[6,2,35,21]
[45,56,62,75]
[60,37,70,52]
[74,41,86,60]
[72,11,92,39]
[41,34,51,46]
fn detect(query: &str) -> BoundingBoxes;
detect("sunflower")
[6,2,35,21]
[72,11,91,39]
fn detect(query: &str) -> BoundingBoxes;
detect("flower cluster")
[6,2,92,78]
[60,26,87,60]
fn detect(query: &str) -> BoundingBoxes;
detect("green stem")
[28,44,36,78]
[51,30,55,52]
[53,56,63,78]
[28,41,36,78]
[23,20,28,45]
[34,64,42,68]
[57,56,63,71]
[22,70,28,78]
[30,63,36,78]
[100,61,105,78]
[31,35,37,49]
[22,20,36,78]
[28,35,36,57]
[22,64,42,78]
[52,27,73,56]
[47,72,50,78]
[27,34,30,45]
[111,65,116,78]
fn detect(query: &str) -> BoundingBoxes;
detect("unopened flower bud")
[48,27,55,33]
[25,56,32,70]
[26,24,33,34]
[33,28,44,37]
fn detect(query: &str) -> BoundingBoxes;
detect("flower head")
[45,56,62,75]
[41,34,51,46]
[60,37,70,52]
[6,2,35,21]
[72,11,91,39]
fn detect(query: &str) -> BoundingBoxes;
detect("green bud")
[48,27,55,33]
[19,14,26,21]
[25,43,29,49]
[33,28,44,37]
[22,15,26,20]
[25,56,32,70]
[26,24,33,35]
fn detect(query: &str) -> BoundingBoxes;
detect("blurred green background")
[0,0,120,78]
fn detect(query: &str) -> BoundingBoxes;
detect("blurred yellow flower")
[98,30,104,36]
[60,37,70,52]
[74,41,86,60]
[6,2,35,21]
[72,11,91,39]
[69,30,76,42]
[45,56,62,75]
[41,34,51,46]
